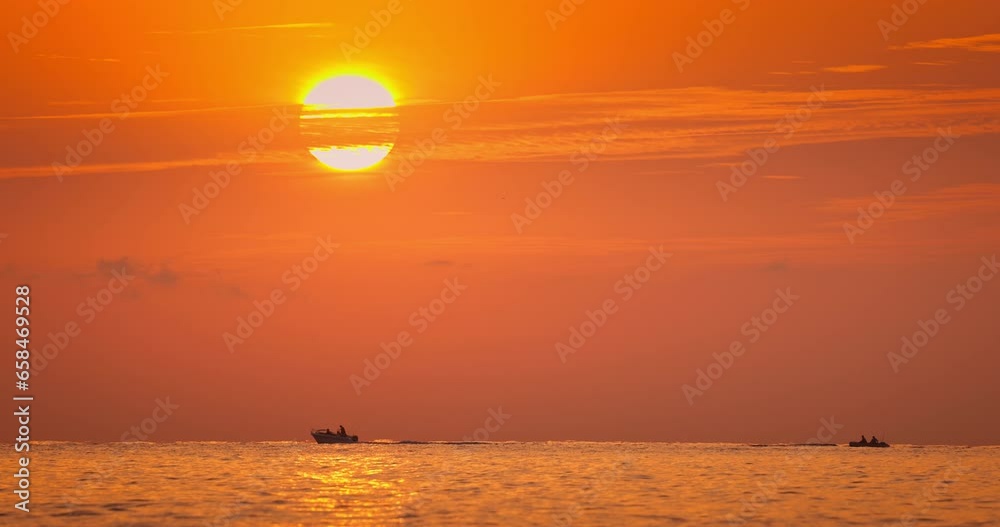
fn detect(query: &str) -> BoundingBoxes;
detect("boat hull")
[311,431,359,444]
[848,441,890,448]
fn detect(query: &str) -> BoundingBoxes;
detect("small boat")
[311,428,359,444]
[848,441,890,448]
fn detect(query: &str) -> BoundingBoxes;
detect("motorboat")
[848,440,890,448]
[311,428,359,444]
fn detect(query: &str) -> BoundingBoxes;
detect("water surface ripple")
[8,442,999,526]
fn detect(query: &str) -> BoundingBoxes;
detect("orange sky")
[2,0,999,444]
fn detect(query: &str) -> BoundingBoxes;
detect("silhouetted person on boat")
[338,425,347,436]
[859,435,868,445]
[870,436,880,445]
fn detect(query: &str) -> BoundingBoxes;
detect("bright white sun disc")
[304,75,395,110]
[303,75,397,171]
[309,145,392,171]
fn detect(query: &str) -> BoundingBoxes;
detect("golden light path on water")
[300,75,398,172]
[21,442,1000,526]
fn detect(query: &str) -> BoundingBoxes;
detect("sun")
[301,75,397,171]
[304,75,395,110]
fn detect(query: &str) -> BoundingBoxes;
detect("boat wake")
[365,440,502,445]
[749,443,838,447]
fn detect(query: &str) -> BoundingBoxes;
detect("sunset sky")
[2,0,999,445]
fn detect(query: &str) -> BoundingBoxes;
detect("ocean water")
[7,442,999,526]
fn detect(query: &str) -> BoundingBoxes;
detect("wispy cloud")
[352,230,987,264]
[46,100,102,107]
[8,257,248,299]
[763,261,789,273]
[895,33,1000,53]
[0,104,277,122]
[823,184,1000,224]
[912,60,959,67]
[0,158,236,180]
[822,64,888,73]
[95,258,178,287]
[767,70,816,76]
[149,23,336,36]
[4,86,1000,180]
[424,260,457,267]
[34,54,121,63]
[398,86,1000,164]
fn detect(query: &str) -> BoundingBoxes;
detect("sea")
[6,442,999,526]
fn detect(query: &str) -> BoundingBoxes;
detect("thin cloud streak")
[822,183,1000,224]
[894,33,1000,53]
[148,23,337,36]
[3,87,1000,180]
[822,65,888,73]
